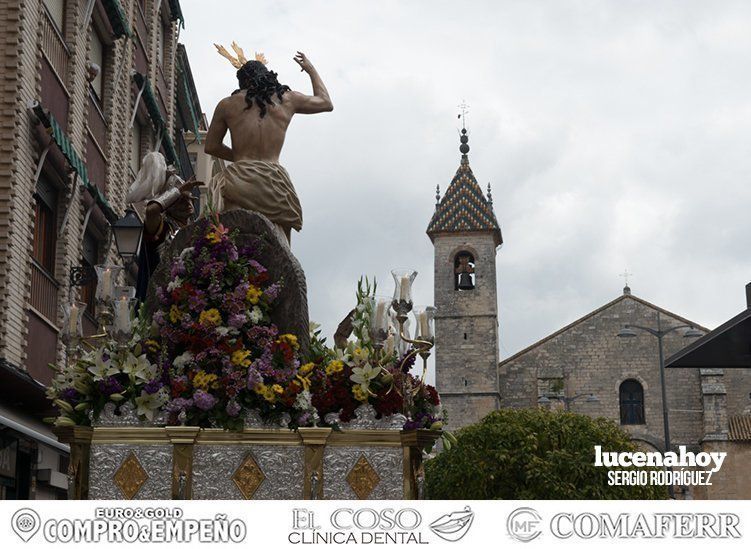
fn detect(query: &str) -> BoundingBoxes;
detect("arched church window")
[619,379,645,425]
[454,252,476,290]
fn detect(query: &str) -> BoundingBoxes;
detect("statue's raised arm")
[205,47,333,244]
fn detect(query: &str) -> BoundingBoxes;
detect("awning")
[666,307,751,368]
[31,102,119,223]
[132,72,181,169]
[0,403,69,453]
[102,0,133,38]
[168,0,185,27]
[177,55,201,142]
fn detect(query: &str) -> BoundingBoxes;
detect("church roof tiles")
[426,130,502,246]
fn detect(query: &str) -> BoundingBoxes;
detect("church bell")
[457,272,474,290]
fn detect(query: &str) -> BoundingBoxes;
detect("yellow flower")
[254,383,276,402]
[199,308,222,326]
[231,349,252,368]
[277,333,299,349]
[169,305,181,324]
[325,360,344,376]
[299,362,316,375]
[144,339,160,353]
[271,384,284,395]
[193,370,219,391]
[296,375,311,391]
[206,231,221,244]
[246,285,263,305]
[352,385,369,402]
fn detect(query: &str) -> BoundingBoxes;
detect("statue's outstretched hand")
[294,51,314,73]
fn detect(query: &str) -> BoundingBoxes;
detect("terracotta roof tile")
[729,415,751,441]
[427,154,502,245]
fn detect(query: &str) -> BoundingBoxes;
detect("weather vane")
[457,100,469,129]
[619,269,633,288]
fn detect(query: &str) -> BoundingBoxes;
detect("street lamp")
[537,392,599,411]
[616,311,702,498]
[111,208,143,265]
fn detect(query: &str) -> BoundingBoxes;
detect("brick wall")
[0,0,181,379]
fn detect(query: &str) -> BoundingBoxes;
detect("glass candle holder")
[95,264,123,304]
[370,296,391,346]
[62,300,86,341]
[415,306,437,343]
[112,296,136,345]
[114,285,136,300]
[391,269,417,317]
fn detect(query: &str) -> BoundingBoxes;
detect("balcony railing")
[40,8,69,88]
[87,91,107,150]
[30,259,60,324]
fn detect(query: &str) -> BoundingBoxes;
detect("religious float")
[50,210,447,500]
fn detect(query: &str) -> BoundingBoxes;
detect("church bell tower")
[426,128,503,429]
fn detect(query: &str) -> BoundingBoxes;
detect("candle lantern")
[94,264,123,304]
[112,296,136,345]
[370,296,391,348]
[413,306,436,343]
[61,300,86,341]
[390,269,417,319]
[115,285,137,300]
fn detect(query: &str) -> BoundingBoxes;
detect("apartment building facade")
[0,0,196,499]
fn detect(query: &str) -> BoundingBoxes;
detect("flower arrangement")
[46,340,167,427]
[152,217,315,430]
[48,219,444,436]
[307,278,445,430]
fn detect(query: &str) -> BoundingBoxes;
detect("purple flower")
[143,379,163,395]
[226,400,241,417]
[170,258,186,278]
[228,313,247,330]
[60,387,80,403]
[188,293,207,312]
[248,259,266,274]
[263,283,281,302]
[193,390,217,411]
[167,398,193,414]
[246,368,262,390]
[97,376,124,397]
[153,310,166,326]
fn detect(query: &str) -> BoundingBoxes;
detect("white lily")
[135,388,169,421]
[121,352,156,381]
[350,362,380,392]
[87,349,119,381]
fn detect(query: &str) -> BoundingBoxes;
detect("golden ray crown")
[214,42,267,69]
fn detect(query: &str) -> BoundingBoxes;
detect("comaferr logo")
[550,512,741,539]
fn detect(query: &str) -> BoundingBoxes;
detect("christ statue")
[205,47,333,244]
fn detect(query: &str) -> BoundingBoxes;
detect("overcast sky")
[179,0,751,369]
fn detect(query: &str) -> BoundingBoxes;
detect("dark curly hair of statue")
[233,60,290,118]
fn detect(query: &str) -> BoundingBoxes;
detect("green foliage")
[424,408,667,500]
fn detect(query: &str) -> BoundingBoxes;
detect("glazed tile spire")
[427,129,503,246]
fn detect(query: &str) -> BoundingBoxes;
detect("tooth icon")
[12,508,41,542]
[429,506,475,542]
